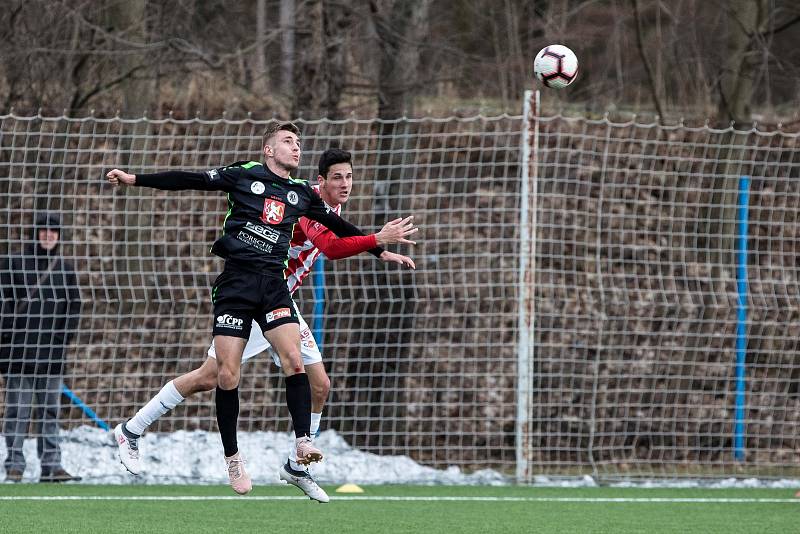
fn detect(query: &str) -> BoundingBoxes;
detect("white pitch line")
[0,496,797,503]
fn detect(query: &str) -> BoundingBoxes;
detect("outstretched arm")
[302,218,377,260]
[303,217,416,268]
[303,188,417,258]
[106,168,236,191]
[303,208,384,258]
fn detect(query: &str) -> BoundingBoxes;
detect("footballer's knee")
[217,366,240,390]
[280,350,304,375]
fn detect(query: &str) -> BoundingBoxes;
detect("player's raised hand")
[106,169,136,187]
[379,251,416,269]
[375,216,418,246]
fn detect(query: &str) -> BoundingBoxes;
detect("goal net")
[0,98,798,483]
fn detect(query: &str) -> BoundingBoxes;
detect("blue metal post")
[61,384,110,431]
[734,176,750,461]
[312,257,326,351]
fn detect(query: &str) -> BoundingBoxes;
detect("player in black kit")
[106,122,418,494]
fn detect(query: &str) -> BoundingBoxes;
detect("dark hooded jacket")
[0,214,82,375]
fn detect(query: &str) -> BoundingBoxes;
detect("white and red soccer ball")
[533,45,578,89]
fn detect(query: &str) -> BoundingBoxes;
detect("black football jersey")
[135,161,379,273]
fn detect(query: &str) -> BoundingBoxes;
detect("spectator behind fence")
[0,213,82,482]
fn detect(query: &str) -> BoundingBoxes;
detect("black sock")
[284,461,308,476]
[121,421,140,439]
[285,373,311,438]
[216,386,239,457]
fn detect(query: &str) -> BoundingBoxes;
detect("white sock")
[288,435,304,471]
[310,412,322,437]
[125,380,185,436]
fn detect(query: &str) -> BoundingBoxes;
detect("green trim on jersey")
[283,221,298,273]
[211,285,219,303]
[221,193,234,235]
[241,161,262,169]
[287,176,306,184]
[210,195,233,254]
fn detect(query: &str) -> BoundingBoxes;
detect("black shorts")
[210,262,299,339]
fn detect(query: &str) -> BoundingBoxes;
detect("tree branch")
[766,13,800,36]
[631,0,666,120]
[70,65,147,111]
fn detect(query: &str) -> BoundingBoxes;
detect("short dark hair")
[318,148,352,177]
[262,121,300,147]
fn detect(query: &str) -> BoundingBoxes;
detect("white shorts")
[207,303,322,368]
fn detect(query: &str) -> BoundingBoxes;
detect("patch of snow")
[3,426,798,488]
[1,426,508,485]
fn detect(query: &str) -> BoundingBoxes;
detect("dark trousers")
[3,374,63,473]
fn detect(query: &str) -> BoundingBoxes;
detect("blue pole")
[312,257,326,352]
[61,384,109,431]
[734,176,750,462]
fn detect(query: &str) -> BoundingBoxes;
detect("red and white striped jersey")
[285,186,341,294]
[284,185,379,294]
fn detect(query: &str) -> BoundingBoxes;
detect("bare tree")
[370,0,433,118]
[106,0,153,117]
[631,0,666,120]
[292,0,354,118]
[280,0,296,97]
[717,0,770,124]
[0,0,799,119]
[254,0,270,95]
[292,0,325,117]
[1,2,28,110]
[717,0,800,123]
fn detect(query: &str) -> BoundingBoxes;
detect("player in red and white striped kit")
[112,149,415,501]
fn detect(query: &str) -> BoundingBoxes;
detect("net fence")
[0,103,798,481]
[0,113,524,477]
[524,98,800,480]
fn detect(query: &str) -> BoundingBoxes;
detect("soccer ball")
[533,45,579,89]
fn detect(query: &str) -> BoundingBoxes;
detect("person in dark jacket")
[0,213,82,482]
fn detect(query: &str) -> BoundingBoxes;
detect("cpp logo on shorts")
[265,308,291,323]
[216,314,244,330]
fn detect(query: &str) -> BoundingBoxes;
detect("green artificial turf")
[0,484,796,534]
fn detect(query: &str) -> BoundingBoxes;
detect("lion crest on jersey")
[261,199,285,224]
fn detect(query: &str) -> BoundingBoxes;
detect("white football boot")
[113,423,142,475]
[279,462,329,503]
